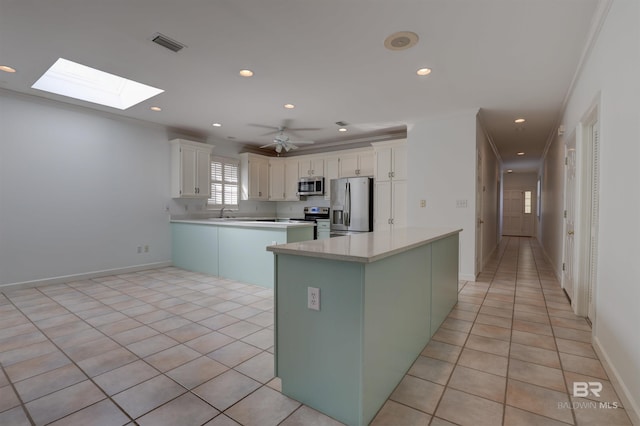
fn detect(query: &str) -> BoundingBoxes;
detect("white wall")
[540,0,640,420]
[407,110,479,281]
[0,92,173,285]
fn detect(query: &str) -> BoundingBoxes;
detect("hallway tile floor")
[0,237,633,425]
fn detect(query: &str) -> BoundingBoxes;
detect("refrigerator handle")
[345,182,351,226]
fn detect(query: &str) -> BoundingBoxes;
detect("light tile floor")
[0,237,633,425]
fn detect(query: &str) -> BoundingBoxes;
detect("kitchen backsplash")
[169,196,329,220]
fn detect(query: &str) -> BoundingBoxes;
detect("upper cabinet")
[372,140,407,231]
[323,155,339,200]
[298,157,324,177]
[372,140,407,182]
[284,158,300,201]
[268,158,286,201]
[269,158,299,201]
[170,139,213,198]
[240,153,269,200]
[338,149,374,178]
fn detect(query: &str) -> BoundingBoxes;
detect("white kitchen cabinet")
[298,156,324,177]
[269,158,299,201]
[373,139,407,182]
[240,153,269,200]
[284,158,300,201]
[269,158,286,201]
[338,149,374,177]
[372,140,407,231]
[170,139,213,198]
[323,156,339,200]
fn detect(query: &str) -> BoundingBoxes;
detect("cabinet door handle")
[392,171,395,178]
[391,218,394,224]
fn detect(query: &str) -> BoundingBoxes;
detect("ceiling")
[0,0,601,170]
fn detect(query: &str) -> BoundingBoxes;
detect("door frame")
[561,130,577,304]
[571,97,601,323]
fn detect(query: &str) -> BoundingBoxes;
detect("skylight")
[31,58,164,110]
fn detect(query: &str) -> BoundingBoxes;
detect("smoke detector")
[384,31,419,51]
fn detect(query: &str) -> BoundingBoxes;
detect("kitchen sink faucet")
[219,207,226,218]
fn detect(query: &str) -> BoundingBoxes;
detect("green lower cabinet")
[171,223,219,276]
[274,235,458,426]
[171,223,313,288]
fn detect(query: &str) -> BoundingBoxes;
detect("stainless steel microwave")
[298,176,324,196]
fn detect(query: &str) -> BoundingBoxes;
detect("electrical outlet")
[144,245,149,253]
[137,246,142,254]
[420,199,426,208]
[307,287,320,311]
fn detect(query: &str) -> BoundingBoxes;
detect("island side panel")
[362,243,432,425]
[275,253,365,426]
[171,223,219,276]
[218,226,287,288]
[285,226,314,243]
[430,234,460,337]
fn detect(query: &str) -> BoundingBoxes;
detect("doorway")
[502,189,536,237]
[564,100,600,324]
[562,132,577,304]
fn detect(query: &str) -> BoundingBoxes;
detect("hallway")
[0,237,633,425]
[371,237,632,425]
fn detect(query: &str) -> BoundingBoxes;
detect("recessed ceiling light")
[32,58,164,110]
[150,106,162,111]
[239,69,254,77]
[284,104,295,109]
[212,123,222,127]
[0,65,16,73]
[517,152,525,156]
[507,169,513,173]
[416,68,432,76]
[338,128,347,132]
[514,118,526,123]
[384,31,419,50]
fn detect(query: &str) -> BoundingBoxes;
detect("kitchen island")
[267,227,461,426]
[171,219,314,288]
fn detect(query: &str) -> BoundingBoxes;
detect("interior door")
[476,150,483,275]
[563,136,576,302]
[503,190,523,236]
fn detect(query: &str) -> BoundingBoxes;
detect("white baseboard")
[0,261,173,291]
[459,273,476,282]
[593,336,640,425]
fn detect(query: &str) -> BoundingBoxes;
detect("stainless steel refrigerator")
[330,177,373,236]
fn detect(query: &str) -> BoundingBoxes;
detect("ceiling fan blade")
[259,142,278,148]
[248,123,280,130]
[289,140,314,145]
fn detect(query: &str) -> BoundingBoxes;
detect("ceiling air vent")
[151,33,186,53]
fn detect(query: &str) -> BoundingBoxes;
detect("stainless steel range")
[294,206,330,239]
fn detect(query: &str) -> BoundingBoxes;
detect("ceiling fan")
[250,120,319,153]
[258,126,315,153]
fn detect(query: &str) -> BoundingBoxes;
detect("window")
[524,191,532,214]
[208,156,239,208]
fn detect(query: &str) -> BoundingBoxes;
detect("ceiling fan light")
[275,144,282,153]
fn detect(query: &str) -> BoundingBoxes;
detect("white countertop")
[267,227,462,263]
[170,218,315,229]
